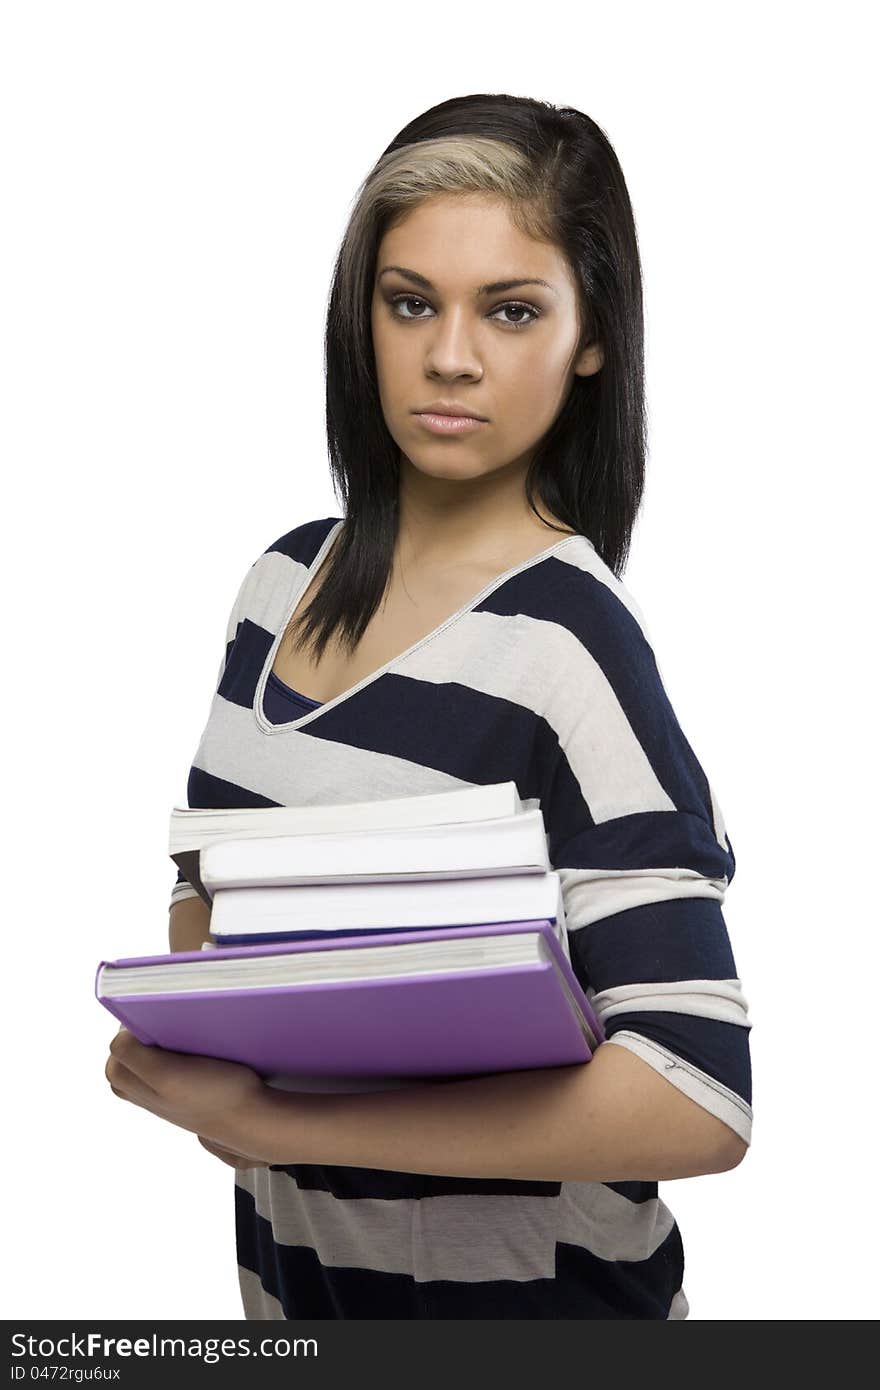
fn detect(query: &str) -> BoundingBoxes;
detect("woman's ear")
[574,340,604,377]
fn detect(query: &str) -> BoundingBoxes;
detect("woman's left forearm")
[232,1040,748,1183]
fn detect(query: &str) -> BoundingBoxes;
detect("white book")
[170,780,527,906]
[200,809,550,892]
[209,868,570,963]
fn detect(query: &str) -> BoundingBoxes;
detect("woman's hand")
[105,1025,271,1159]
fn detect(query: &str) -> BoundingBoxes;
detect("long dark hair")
[286,92,647,663]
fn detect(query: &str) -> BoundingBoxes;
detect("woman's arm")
[168,894,212,954]
[234,1040,749,1183]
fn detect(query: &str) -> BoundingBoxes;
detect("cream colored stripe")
[400,609,678,823]
[558,868,728,931]
[237,1263,286,1320]
[192,693,471,809]
[236,548,310,638]
[590,978,751,1028]
[235,1166,678,1282]
[668,1286,690,1319]
[169,881,201,907]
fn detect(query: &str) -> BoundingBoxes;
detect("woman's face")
[370,193,602,486]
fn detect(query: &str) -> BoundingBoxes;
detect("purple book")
[95,919,605,1079]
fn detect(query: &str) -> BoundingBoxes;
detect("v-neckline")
[253,518,581,736]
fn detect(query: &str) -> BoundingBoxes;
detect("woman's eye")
[388,295,540,329]
[390,295,433,320]
[490,302,540,329]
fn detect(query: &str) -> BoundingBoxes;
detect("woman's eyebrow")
[377,265,558,297]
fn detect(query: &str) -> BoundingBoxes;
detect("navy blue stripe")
[303,673,561,799]
[218,617,274,709]
[250,1159,653,1210]
[552,808,735,883]
[569,897,739,991]
[603,1012,753,1106]
[260,1163,655,1208]
[552,1226,684,1319]
[267,1163,561,1200]
[263,516,341,565]
[186,765,281,810]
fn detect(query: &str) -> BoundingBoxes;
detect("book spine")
[212,925,417,947]
[96,983,161,1047]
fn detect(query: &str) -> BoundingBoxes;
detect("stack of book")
[95,782,604,1089]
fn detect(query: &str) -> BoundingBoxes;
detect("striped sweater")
[171,515,753,1320]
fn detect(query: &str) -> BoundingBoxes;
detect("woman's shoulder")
[259,515,342,566]
[237,514,342,592]
[223,516,342,639]
[541,533,655,652]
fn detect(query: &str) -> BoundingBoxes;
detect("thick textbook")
[200,808,550,893]
[208,869,569,960]
[171,781,526,907]
[95,920,604,1080]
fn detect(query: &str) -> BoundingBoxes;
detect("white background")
[2,0,876,1320]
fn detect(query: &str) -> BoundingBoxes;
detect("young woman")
[106,93,753,1320]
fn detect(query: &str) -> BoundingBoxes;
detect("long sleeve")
[540,569,753,1148]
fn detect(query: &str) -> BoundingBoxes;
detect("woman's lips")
[415,413,487,434]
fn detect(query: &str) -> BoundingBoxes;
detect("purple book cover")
[95,919,605,1079]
